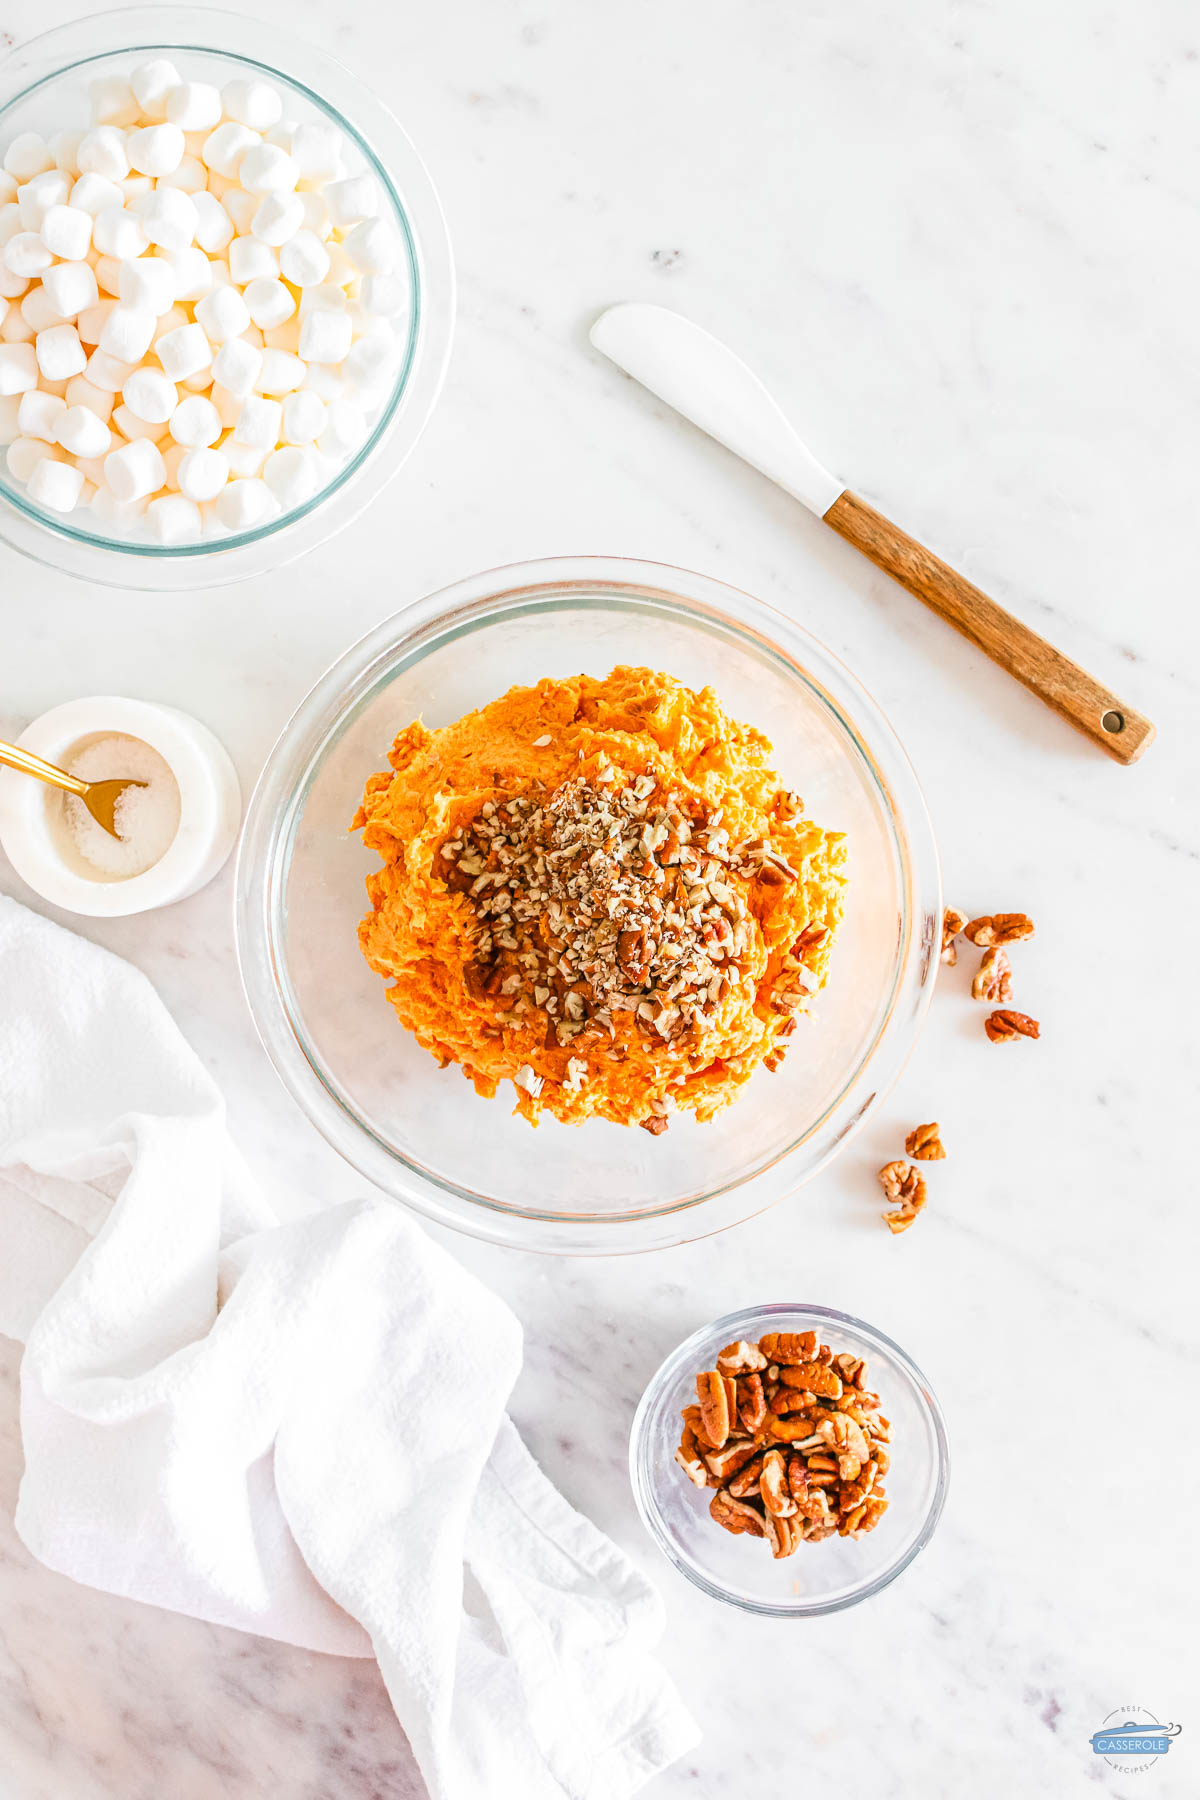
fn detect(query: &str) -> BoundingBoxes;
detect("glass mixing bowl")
[236,556,941,1253]
[0,5,453,588]
[629,1303,949,1614]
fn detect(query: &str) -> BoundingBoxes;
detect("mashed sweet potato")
[354,667,845,1130]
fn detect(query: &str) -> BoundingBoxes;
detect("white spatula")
[590,302,1153,766]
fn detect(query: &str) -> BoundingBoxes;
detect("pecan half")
[964,912,1034,947]
[940,907,967,965]
[971,947,1012,1004]
[737,1372,768,1433]
[696,1370,731,1448]
[984,1008,1040,1043]
[727,1451,769,1499]
[758,1449,797,1518]
[716,1339,767,1376]
[674,1425,708,1488]
[764,1509,802,1558]
[709,1488,764,1537]
[758,1330,819,1365]
[905,1121,946,1161]
[701,1437,760,1483]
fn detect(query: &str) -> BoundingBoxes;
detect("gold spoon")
[0,738,148,839]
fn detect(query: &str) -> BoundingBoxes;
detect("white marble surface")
[1,0,1197,1794]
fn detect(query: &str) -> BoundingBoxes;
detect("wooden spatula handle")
[824,490,1155,766]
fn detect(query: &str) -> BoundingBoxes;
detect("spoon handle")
[0,738,90,797]
[824,493,1155,766]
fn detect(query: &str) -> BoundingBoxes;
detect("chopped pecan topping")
[940,907,967,965]
[905,1121,946,1161]
[971,947,1012,1004]
[964,912,1034,947]
[985,1008,1040,1042]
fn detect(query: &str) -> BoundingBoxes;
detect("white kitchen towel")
[0,894,698,1800]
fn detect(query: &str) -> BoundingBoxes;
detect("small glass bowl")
[236,555,942,1254]
[0,6,454,588]
[630,1303,949,1615]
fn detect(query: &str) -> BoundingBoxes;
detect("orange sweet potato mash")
[354,667,845,1131]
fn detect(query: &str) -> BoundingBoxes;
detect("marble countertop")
[1,0,1196,1794]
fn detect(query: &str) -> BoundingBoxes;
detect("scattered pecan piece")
[971,947,1012,1004]
[964,912,1034,947]
[696,1370,731,1449]
[884,1210,918,1233]
[639,1114,669,1135]
[879,1159,928,1233]
[984,1008,1040,1043]
[940,907,967,965]
[905,1121,946,1161]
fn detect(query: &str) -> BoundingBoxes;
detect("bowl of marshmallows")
[0,5,454,587]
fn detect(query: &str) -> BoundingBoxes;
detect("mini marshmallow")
[6,435,59,480]
[166,83,223,133]
[146,492,202,543]
[56,403,112,458]
[201,122,261,178]
[359,274,408,317]
[162,244,214,303]
[89,485,147,525]
[77,127,130,183]
[159,155,207,194]
[180,368,216,392]
[89,77,139,129]
[104,435,165,501]
[43,261,98,324]
[240,142,297,195]
[262,444,317,507]
[49,131,84,175]
[299,307,352,365]
[169,394,222,447]
[281,388,326,444]
[0,211,21,255]
[324,174,379,229]
[290,123,342,184]
[160,442,186,489]
[126,123,186,177]
[69,172,124,216]
[28,454,84,513]
[137,186,198,252]
[223,187,260,234]
[317,399,365,457]
[279,228,329,288]
[64,374,114,421]
[0,306,35,343]
[121,365,177,423]
[191,190,234,254]
[0,173,13,204]
[324,244,358,288]
[228,235,277,284]
[3,232,53,278]
[0,392,20,443]
[216,475,271,529]
[17,169,71,230]
[76,297,117,345]
[121,175,154,204]
[210,384,242,428]
[256,348,306,394]
[36,323,87,380]
[39,203,93,261]
[298,282,346,315]
[303,366,344,403]
[263,317,302,354]
[232,393,281,447]
[221,434,267,475]
[343,218,399,275]
[295,191,330,236]
[17,388,67,441]
[100,303,157,363]
[73,453,107,486]
[249,191,303,246]
[195,284,250,342]
[177,444,228,500]
[221,79,283,132]
[4,134,55,181]
[130,59,182,120]
[93,256,122,298]
[119,255,176,315]
[243,276,294,328]
[210,336,261,398]
[21,286,66,333]
[84,347,136,392]
[111,403,167,442]
[93,205,149,259]
[153,304,190,341]
[155,321,212,380]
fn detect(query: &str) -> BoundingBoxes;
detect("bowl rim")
[235,554,942,1254]
[0,4,454,589]
[628,1301,950,1615]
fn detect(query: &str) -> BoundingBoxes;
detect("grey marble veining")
[1,0,1196,1795]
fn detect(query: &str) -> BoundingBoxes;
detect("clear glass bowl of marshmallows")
[0,6,454,588]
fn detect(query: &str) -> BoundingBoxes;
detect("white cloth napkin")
[0,895,698,1799]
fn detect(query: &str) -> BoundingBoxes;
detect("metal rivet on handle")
[1101,711,1125,734]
